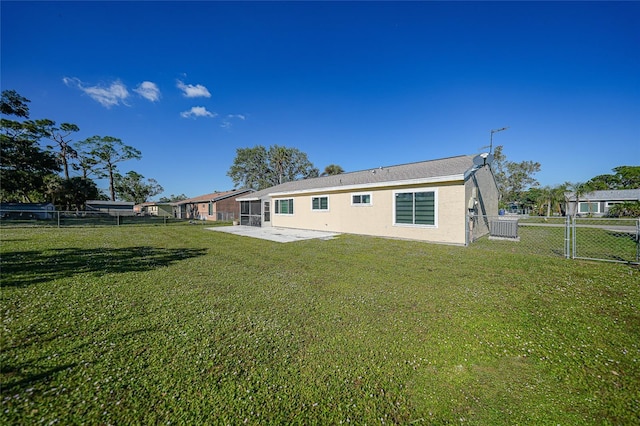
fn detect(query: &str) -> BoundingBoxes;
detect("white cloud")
[176,80,211,98]
[63,77,130,108]
[180,106,217,119]
[134,81,161,102]
[221,114,246,129]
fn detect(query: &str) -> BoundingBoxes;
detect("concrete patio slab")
[206,226,340,243]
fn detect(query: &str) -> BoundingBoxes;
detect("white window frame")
[311,196,329,211]
[578,201,600,214]
[392,188,438,228]
[274,198,294,215]
[351,192,372,206]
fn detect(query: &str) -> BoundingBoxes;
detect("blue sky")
[2,1,638,199]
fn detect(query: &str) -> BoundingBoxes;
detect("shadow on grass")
[1,363,78,394]
[1,326,161,395]
[1,246,208,287]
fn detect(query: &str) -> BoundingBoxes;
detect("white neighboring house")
[566,189,640,217]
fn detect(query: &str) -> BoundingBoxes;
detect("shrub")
[607,201,640,217]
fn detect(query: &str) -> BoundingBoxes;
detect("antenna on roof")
[489,126,509,154]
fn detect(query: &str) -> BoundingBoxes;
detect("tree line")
[493,145,639,217]
[4,89,635,215]
[1,90,163,209]
[226,145,344,191]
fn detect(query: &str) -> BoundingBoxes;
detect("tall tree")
[44,174,103,210]
[321,164,345,176]
[492,145,541,206]
[227,145,269,190]
[79,136,142,201]
[228,145,319,190]
[74,146,101,180]
[613,166,640,189]
[0,90,30,117]
[588,166,640,190]
[158,194,188,203]
[38,120,80,180]
[113,171,164,204]
[0,90,60,202]
[62,177,104,210]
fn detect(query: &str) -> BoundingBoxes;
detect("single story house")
[135,202,174,217]
[86,200,135,216]
[236,154,499,245]
[566,189,640,217]
[175,189,255,221]
[0,202,55,220]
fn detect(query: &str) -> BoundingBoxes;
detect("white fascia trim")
[237,197,260,201]
[267,174,464,197]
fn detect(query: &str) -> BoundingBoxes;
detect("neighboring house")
[135,202,174,217]
[566,189,640,217]
[0,202,55,220]
[236,154,498,245]
[175,189,255,221]
[86,200,135,216]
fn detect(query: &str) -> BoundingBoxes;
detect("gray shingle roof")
[175,188,254,205]
[567,189,640,201]
[238,154,476,200]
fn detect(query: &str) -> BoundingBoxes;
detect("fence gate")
[569,217,640,265]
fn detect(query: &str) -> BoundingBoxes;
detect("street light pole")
[489,126,509,154]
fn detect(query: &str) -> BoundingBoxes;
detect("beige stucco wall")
[465,165,499,240]
[270,181,468,244]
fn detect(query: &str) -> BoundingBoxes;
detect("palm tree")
[551,184,568,216]
[536,185,553,217]
[321,164,344,176]
[539,184,568,217]
[580,182,596,216]
[567,181,594,217]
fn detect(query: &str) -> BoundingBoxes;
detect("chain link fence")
[571,217,639,264]
[3,209,638,264]
[468,214,640,265]
[0,209,223,227]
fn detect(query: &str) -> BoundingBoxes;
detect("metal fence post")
[571,216,577,260]
[564,215,570,259]
[636,218,640,262]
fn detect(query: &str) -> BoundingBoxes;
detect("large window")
[312,196,329,211]
[394,190,436,226]
[579,202,599,214]
[352,193,372,206]
[275,198,294,215]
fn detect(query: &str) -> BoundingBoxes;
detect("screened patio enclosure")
[240,200,261,226]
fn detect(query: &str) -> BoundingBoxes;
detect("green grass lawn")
[2,226,639,424]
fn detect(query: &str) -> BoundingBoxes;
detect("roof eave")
[211,188,254,202]
[266,174,466,197]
